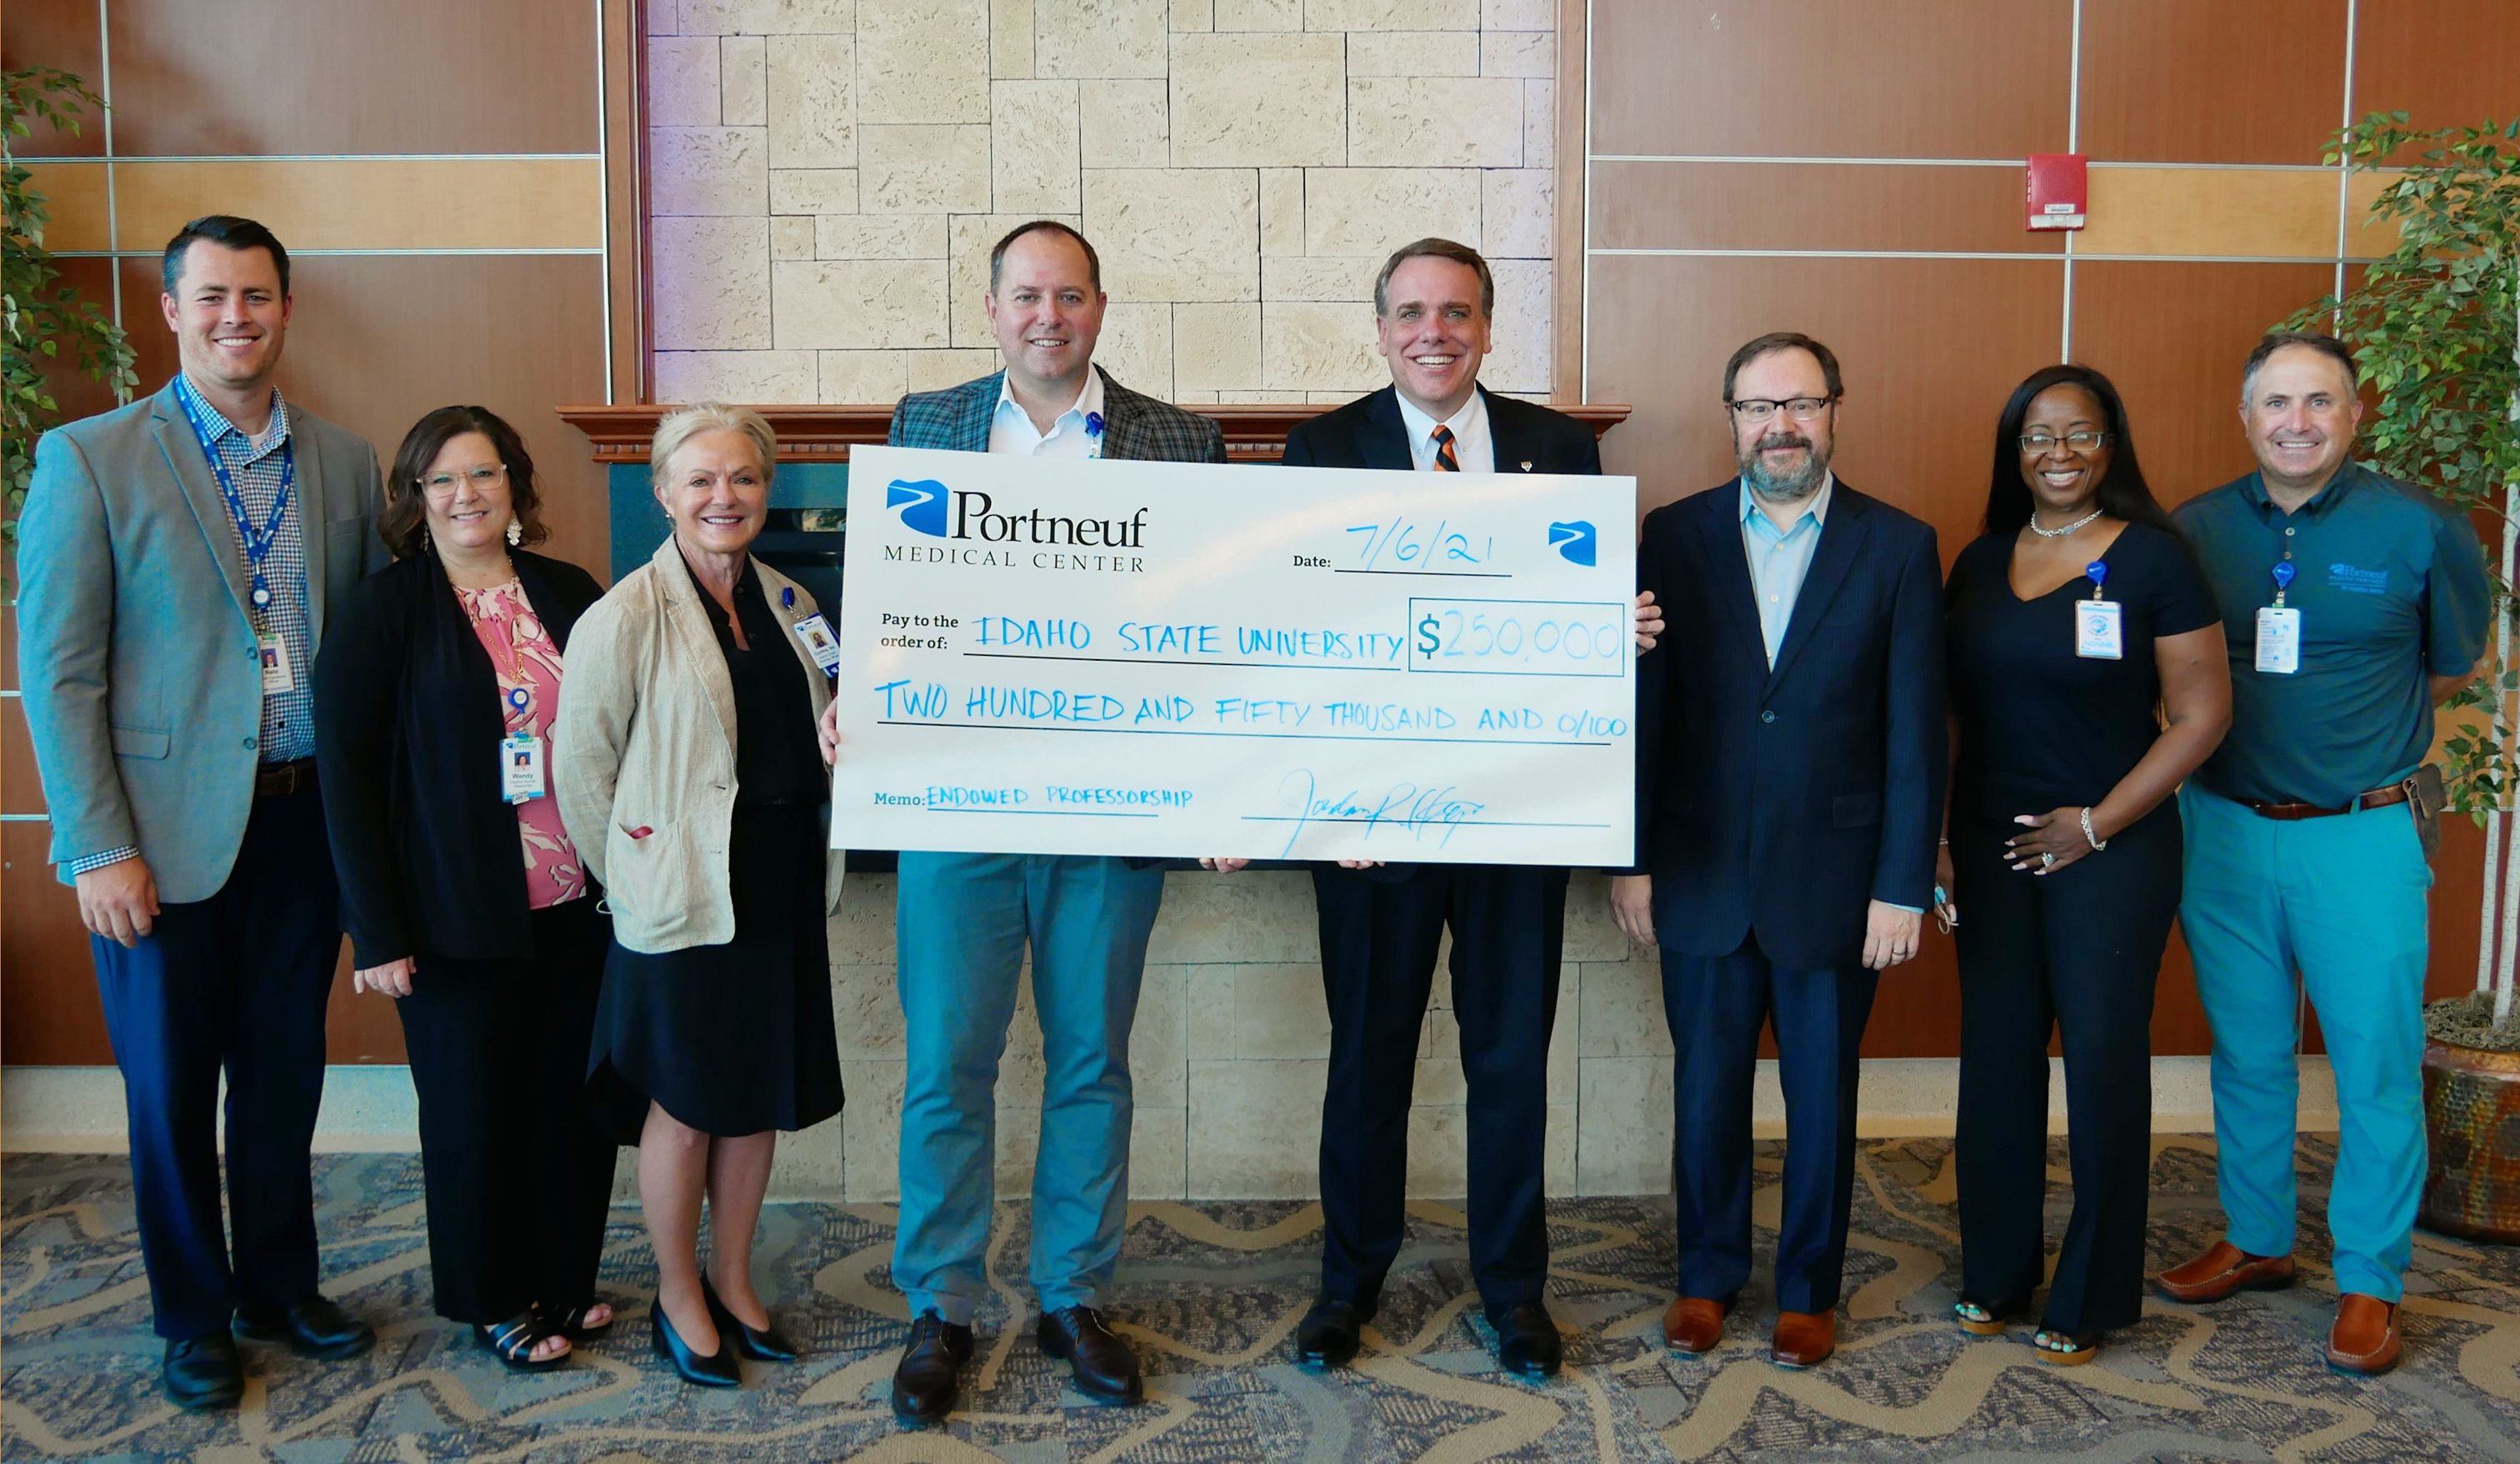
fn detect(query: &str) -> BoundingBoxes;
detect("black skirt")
[588,802,843,1139]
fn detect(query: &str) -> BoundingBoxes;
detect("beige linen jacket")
[554,537,842,953]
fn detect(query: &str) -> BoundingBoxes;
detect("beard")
[1739,429,1832,503]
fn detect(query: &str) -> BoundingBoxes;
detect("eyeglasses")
[1728,397,1837,422]
[419,465,508,492]
[2018,431,2108,454]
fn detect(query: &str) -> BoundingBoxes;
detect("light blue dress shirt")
[1738,473,1833,667]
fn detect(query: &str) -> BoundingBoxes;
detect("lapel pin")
[1520,461,1533,472]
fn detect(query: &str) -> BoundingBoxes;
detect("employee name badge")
[501,732,547,803]
[2256,559,2301,675]
[792,612,842,674]
[2072,562,2120,659]
[257,632,295,695]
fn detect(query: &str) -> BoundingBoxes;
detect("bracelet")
[2079,807,2108,852]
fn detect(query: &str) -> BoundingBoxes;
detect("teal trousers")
[2178,783,2432,1302]
[891,852,1167,1325]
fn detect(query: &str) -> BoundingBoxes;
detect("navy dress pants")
[1661,932,1878,1315]
[89,784,342,1339]
[1313,862,1568,1312]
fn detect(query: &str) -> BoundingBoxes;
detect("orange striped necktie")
[1431,424,1461,472]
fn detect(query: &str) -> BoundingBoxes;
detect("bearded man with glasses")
[1609,331,1945,1369]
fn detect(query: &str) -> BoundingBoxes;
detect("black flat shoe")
[649,1297,739,1387]
[1036,1305,1143,1404]
[162,1334,244,1411]
[892,1310,975,1422]
[234,1293,375,1360]
[702,1277,801,1362]
[1294,1296,1366,1369]
[475,1311,571,1372]
[1488,1302,1564,1377]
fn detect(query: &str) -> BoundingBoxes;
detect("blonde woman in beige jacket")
[553,402,843,1388]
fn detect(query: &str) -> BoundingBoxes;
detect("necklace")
[2029,508,2103,538]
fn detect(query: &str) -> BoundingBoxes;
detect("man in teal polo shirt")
[2156,331,2488,1377]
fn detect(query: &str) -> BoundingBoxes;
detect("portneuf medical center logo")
[884,477,1152,573]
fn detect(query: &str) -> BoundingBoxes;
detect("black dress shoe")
[1036,1305,1143,1404]
[703,1277,801,1362]
[1489,1302,1563,1377]
[233,1294,376,1360]
[1295,1296,1367,1369]
[892,1310,975,1422]
[162,1334,244,1410]
[650,1297,740,1387]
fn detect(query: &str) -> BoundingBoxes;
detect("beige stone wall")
[797,871,1672,1202]
[644,0,1558,407]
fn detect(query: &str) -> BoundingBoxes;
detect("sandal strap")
[483,1313,560,1359]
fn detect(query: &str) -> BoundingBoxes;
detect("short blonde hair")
[649,402,778,496]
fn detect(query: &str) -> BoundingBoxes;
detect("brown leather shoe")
[2324,1294,2402,1377]
[1768,1310,1836,1368]
[2153,1239,2295,1303]
[1662,1297,1728,1355]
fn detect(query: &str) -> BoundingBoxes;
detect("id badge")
[2255,606,2302,675]
[792,612,842,674]
[2074,600,2123,660]
[501,732,547,803]
[258,632,295,695]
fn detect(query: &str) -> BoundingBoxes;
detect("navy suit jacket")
[1284,385,1602,880]
[1633,478,1945,971]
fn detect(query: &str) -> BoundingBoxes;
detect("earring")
[422,525,432,553]
[506,517,523,547]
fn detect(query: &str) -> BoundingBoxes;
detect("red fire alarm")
[2026,153,2088,231]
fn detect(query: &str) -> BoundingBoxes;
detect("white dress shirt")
[1393,389,1495,473]
[988,369,1107,457]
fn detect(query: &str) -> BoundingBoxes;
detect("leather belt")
[2240,782,2412,821]
[253,757,318,797]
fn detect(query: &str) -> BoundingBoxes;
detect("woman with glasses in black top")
[1939,365,2231,1365]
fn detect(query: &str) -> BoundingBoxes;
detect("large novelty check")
[829,445,1638,865]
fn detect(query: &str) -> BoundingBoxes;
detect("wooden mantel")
[556,402,1632,464]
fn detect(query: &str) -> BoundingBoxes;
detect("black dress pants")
[1312,862,1568,1312]
[394,897,618,1324]
[1952,805,2179,1334]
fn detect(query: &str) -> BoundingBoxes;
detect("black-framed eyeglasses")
[2018,431,2108,454]
[1727,396,1837,422]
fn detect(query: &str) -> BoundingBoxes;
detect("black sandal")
[1952,1296,2029,1337]
[2032,1327,2104,1366]
[476,1311,572,1371]
[537,1299,616,1342]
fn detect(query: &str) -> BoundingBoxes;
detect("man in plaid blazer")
[882,222,1225,1425]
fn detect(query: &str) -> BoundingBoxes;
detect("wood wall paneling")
[1591,162,2063,256]
[2352,0,2520,146]
[2078,167,2347,260]
[2,824,106,1065]
[2076,0,2351,165]
[1585,254,2064,523]
[101,0,599,157]
[115,254,613,577]
[0,2,107,155]
[1588,0,2072,161]
[2068,261,2338,503]
[23,158,604,257]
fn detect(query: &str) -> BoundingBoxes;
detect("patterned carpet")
[4,1137,2517,1462]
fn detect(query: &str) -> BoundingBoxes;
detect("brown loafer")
[2153,1239,2295,1303]
[1662,1297,1729,1355]
[1768,1309,1836,1368]
[2324,1293,2402,1377]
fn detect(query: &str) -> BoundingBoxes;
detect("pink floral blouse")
[455,579,587,908]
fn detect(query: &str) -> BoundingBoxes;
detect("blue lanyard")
[176,383,296,616]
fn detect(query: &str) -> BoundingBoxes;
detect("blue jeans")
[891,852,1167,1324]
[2179,783,2432,1302]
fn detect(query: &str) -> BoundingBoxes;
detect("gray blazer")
[888,365,1228,463]
[16,380,391,903]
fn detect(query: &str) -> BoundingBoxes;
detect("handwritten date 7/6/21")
[1345,517,1491,570]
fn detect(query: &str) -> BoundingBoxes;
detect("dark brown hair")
[162,214,290,297]
[1981,363,2175,537]
[382,405,547,559]
[988,220,1102,293]
[1373,237,1494,318]
[2242,329,2358,402]
[1722,331,1844,402]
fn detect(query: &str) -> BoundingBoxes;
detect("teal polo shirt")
[2174,460,2489,807]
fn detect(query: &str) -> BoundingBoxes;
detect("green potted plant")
[3,66,138,563]
[2288,112,2520,1242]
